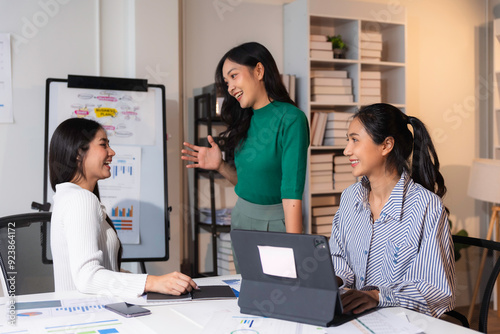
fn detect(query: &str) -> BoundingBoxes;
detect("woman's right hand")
[145,272,198,295]
[181,135,223,171]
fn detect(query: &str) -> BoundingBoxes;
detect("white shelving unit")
[284,0,406,234]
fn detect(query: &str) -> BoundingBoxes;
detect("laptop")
[231,229,361,327]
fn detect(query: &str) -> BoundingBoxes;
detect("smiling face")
[73,128,115,191]
[343,118,390,179]
[222,58,270,110]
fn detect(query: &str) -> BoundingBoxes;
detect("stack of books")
[310,194,340,237]
[281,73,297,102]
[199,207,232,225]
[310,153,334,193]
[217,233,236,275]
[322,111,351,146]
[311,70,353,105]
[360,31,383,61]
[309,35,333,59]
[360,71,382,105]
[333,154,357,191]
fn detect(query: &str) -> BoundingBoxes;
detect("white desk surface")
[0,275,479,334]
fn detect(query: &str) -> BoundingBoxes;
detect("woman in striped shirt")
[331,103,455,318]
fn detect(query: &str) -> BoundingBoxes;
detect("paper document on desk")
[324,308,424,334]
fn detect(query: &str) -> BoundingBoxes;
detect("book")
[311,85,352,95]
[325,120,349,130]
[323,137,345,146]
[310,175,333,183]
[334,155,351,165]
[310,112,319,142]
[289,74,296,101]
[327,111,353,121]
[217,252,233,262]
[312,205,339,217]
[312,94,353,104]
[311,170,332,176]
[360,71,382,80]
[360,31,382,42]
[312,215,335,225]
[312,224,333,234]
[310,162,333,171]
[217,267,235,275]
[312,112,328,146]
[217,260,236,271]
[218,246,232,255]
[333,164,352,173]
[310,34,327,42]
[361,49,382,58]
[310,41,332,50]
[311,70,348,78]
[360,87,381,96]
[311,77,352,86]
[334,173,356,182]
[310,154,334,163]
[360,41,383,51]
[361,79,381,88]
[310,49,333,59]
[147,285,236,302]
[218,239,232,250]
[311,182,334,192]
[324,129,347,138]
[334,180,354,190]
[311,195,340,207]
[361,56,381,61]
[360,96,381,104]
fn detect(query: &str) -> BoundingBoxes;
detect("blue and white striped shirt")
[329,171,455,318]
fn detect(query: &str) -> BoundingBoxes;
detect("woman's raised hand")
[181,135,223,171]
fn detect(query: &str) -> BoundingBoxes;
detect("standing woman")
[330,103,455,318]
[50,118,197,298]
[182,42,309,236]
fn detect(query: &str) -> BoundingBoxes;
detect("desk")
[0,275,479,334]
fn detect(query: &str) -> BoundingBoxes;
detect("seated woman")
[49,118,197,298]
[330,103,455,318]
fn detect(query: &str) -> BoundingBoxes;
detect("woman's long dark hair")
[354,103,446,198]
[49,118,122,267]
[215,42,295,161]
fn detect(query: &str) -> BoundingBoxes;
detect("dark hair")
[354,103,446,198]
[215,42,295,160]
[49,118,122,266]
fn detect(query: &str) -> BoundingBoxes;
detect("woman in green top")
[182,42,309,236]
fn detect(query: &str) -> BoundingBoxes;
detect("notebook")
[230,229,361,327]
[146,285,236,302]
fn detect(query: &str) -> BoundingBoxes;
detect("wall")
[0,0,183,296]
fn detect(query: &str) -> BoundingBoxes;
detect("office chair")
[0,212,54,295]
[445,235,500,333]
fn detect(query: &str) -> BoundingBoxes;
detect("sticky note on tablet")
[257,245,297,279]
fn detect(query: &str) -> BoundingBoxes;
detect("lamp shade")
[468,158,500,204]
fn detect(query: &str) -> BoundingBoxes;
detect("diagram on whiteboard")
[57,86,156,145]
[99,146,142,244]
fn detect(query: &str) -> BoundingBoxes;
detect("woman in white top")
[49,118,197,298]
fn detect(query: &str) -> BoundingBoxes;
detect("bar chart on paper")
[99,146,142,244]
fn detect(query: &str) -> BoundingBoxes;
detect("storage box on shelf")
[284,0,406,235]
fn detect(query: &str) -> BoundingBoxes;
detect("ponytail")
[407,116,447,197]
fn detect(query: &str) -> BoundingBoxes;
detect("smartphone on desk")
[104,302,151,318]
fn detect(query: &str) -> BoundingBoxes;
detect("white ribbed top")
[51,183,147,298]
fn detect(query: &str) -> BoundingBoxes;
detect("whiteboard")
[43,75,169,262]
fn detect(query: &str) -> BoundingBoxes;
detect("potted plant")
[327,34,347,59]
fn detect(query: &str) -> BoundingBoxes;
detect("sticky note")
[257,245,297,279]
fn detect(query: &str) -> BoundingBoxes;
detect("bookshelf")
[494,19,500,159]
[193,84,235,277]
[284,0,406,234]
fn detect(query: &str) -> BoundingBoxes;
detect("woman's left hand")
[340,289,379,314]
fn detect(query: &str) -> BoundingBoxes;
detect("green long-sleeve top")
[234,100,310,205]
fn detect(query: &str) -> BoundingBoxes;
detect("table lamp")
[466,158,500,320]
